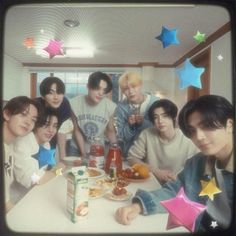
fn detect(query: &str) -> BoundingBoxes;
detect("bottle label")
[88,155,104,169]
[109,166,117,180]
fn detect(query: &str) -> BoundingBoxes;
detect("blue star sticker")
[156,26,180,48]
[176,59,205,89]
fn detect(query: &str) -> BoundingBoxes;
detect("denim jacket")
[114,94,158,157]
[133,152,234,232]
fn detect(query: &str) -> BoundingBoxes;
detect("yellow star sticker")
[199,177,222,201]
[55,168,63,176]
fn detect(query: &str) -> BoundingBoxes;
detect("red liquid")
[104,145,122,175]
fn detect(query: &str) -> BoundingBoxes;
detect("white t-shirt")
[128,128,199,175]
[60,95,116,152]
[12,132,46,188]
[4,143,14,204]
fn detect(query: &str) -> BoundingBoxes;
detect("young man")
[115,95,234,232]
[11,108,61,204]
[35,76,85,157]
[115,72,158,158]
[127,99,199,184]
[58,71,117,158]
[3,96,40,212]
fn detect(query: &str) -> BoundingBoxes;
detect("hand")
[135,115,143,125]
[128,114,136,125]
[154,169,176,184]
[115,203,141,225]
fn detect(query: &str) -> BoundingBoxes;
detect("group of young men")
[3,71,234,232]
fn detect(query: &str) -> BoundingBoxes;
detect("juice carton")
[66,166,89,223]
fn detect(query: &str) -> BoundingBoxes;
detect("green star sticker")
[193,31,206,43]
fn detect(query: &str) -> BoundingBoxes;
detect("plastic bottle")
[88,137,105,169]
[104,142,122,176]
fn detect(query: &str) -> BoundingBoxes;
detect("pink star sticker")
[43,39,64,58]
[160,187,206,232]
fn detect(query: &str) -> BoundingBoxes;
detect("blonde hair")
[119,72,142,92]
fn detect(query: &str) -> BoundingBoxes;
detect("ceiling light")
[36,47,94,58]
[66,48,94,58]
[64,19,80,28]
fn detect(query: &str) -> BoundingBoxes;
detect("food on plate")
[89,186,104,198]
[112,186,127,196]
[87,168,101,177]
[116,176,129,187]
[121,164,149,179]
[95,178,115,189]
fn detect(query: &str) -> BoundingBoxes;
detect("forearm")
[73,128,86,158]
[105,117,118,143]
[57,133,67,159]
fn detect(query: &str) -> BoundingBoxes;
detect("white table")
[6,172,187,234]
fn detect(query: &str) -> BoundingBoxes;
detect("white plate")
[104,191,132,201]
[89,186,107,199]
[62,156,82,166]
[87,167,105,180]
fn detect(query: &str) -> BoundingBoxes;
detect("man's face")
[187,111,233,157]
[87,80,108,104]
[35,116,58,144]
[153,107,174,132]
[43,83,64,109]
[122,82,142,103]
[4,104,38,139]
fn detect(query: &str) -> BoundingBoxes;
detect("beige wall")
[210,32,232,102]
[3,54,30,100]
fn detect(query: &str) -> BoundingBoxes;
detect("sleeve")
[127,130,147,160]
[13,140,45,188]
[114,103,137,142]
[58,118,74,134]
[132,178,183,215]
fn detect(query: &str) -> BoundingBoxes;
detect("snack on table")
[89,186,104,198]
[95,178,115,189]
[87,168,102,177]
[112,186,127,196]
[121,164,149,179]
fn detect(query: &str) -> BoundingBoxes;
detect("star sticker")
[156,26,180,48]
[160,187,206,232]
[199,177,222,201]
[193,31,206,43]
[210,221,218,229]
[217,54,223,61]
[43,39,64,58]
[176,58,205,89]
[55,168,63,176]
[23,37,35,49]
[31,172,40,184]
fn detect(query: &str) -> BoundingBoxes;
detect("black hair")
[87,71,112,94]
[3,96,42,119]
[39,77,65,96]
[178,95,233,138]
[34,107,59,130]
[148,99,178,126]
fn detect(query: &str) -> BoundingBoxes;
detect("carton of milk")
[66,166,89,223]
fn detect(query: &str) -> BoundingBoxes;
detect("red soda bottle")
[104,142,122,177]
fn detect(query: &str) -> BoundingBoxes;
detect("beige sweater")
[127,127,199,175]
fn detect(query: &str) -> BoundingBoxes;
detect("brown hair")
[3,96,41,120]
